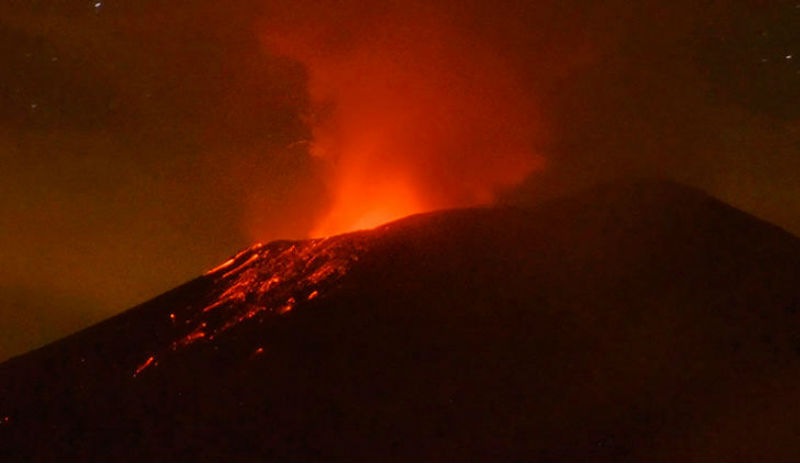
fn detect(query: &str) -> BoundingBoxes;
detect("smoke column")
[260,1,545,236]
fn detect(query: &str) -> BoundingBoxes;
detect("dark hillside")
[2,181,800,460]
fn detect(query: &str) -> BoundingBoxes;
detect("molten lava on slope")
[132,234,368,377]
[4,182,800,461]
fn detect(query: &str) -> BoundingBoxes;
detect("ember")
[133,356,156,377]
[131,234,368,371]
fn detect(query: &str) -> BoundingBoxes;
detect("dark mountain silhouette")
[2,180,800,461]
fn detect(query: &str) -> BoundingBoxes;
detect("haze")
[0,0,798,360]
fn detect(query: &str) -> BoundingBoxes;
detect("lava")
[172,330,206,350]
[133,356,156,377]
[204,257,236,276]
[260,1,544,237]
[132,235,368,377]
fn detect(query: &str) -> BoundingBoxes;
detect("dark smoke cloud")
[256,0,626,235]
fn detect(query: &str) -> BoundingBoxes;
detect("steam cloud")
[260,1,547,236]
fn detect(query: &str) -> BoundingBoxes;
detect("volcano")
[2,180,800,460]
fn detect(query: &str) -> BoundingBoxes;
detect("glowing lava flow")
[132,234,367,377]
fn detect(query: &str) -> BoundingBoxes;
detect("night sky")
[1,0,799,360]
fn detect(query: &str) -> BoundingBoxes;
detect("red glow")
[205,257,236,276]
[172,331,206,350]
[312,177,423,235]
[277,304,292,315]
[133,356,156,377]
[259,1,544,237]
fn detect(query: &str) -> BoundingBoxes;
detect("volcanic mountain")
[3,180,800,461]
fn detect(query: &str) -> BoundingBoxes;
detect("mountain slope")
[2,180,800,460]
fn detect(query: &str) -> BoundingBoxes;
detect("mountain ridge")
[3,179,800,460]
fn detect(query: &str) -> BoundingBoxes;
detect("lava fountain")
[260,1,545,237]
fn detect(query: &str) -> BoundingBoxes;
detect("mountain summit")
[3,180,800,460]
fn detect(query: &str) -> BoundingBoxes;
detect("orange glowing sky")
[260,1,545,236]
[1,0,800,361]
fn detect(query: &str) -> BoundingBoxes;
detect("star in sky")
[702,1,800,119]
